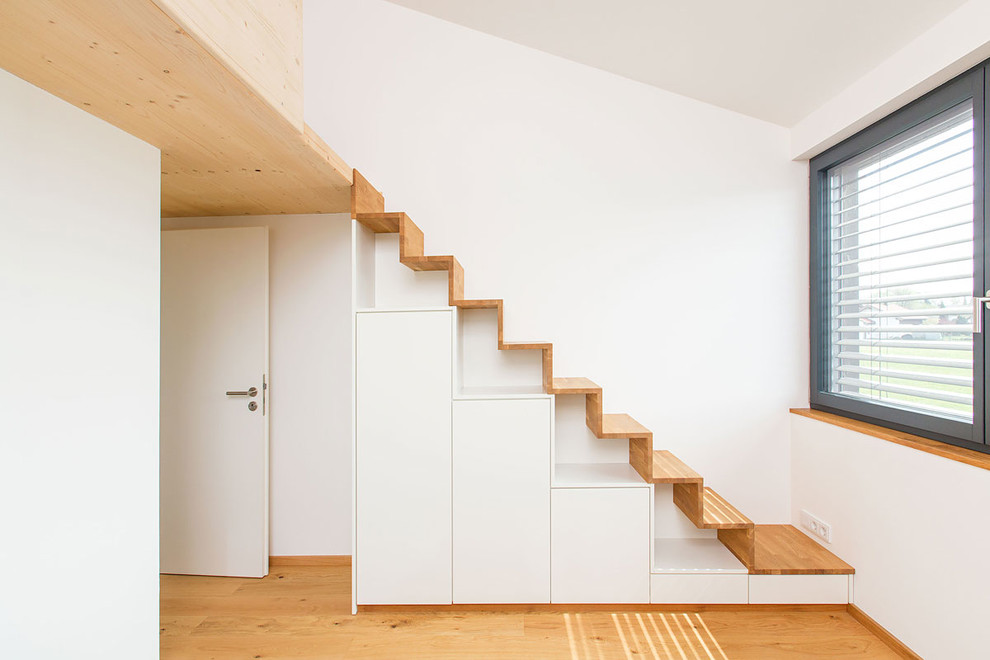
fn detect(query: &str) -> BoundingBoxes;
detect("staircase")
[353,172,853,578]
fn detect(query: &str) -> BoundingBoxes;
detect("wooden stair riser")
[673,482,704,527]
[399,214,423,260]
[542,346,553,394]
[584,392,602,436]
[718,527,755,570]
[351,170,384,218]
[628,436,653,482]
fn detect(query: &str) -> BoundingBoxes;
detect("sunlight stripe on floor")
[560,611,730,660]
[611,613,635,660]
[622,614,646,658]
[645,612,675,660]
[564,613,579,660]
[670,612,703,660]
[692,614,729,660]
[656,614,689,660]
[634,613,662,660]
[681,613,716,660]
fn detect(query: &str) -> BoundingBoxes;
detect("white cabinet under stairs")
[551,488,651,603]
[352,218,854,609]
[355,309,453,605]
[453,397,551,604]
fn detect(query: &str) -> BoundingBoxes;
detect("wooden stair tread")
[701,488,753,529]
[455,299,502,309]
[402,254,459,272]
[751,524,854,575]
[600,413,651,438]
[355,212,404,233]
[501,341,552,350]
[551,377,601,394]
[652,450,702,484]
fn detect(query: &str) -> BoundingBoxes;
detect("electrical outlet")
[800,509,832,544]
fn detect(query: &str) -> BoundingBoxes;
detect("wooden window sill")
[789,408,990,472]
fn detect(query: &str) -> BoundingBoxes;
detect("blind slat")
[837,351,971,369]
[836,377,971,405]
[835,254,972,281]
[830,146,972,205]
[836,306,970,320]
[831,165,972,219]
[836,291,971,307]
[833,237,971,268]
[831,204,971,244]
[837,339,972,350]
[832,183,971,226]
[836,364,972,387]
[836,324,971,334]
[835,272,971,294]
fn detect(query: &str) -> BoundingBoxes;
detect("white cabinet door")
[356,310,452,604]
[551,488,650,603]
[453,398,551,603]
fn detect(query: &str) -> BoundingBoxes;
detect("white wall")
[0,69,160,658]
[305,0,807,522]
[787,5,990,656]
[791,415,990,659]
[791,0,990,159]
[163,214,353,555]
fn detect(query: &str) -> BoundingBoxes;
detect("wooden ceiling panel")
[0,0,352,216]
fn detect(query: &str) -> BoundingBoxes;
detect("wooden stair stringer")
[352,180,854,579]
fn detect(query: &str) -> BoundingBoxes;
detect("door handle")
[226,387,258,397]
[973,290,990,333]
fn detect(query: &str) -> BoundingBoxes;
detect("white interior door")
[161,227,269,578]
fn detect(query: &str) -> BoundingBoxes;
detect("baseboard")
[269,555,351,567]
[358,603,847,614]
[847,604,922,659]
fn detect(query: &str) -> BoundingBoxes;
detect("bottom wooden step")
[750,524,855,575]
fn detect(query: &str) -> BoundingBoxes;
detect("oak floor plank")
[161,563,901,659]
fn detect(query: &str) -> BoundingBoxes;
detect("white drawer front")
[650,574,748,604]
[748,575,849,604]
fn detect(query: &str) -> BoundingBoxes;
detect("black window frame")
[809,62,989,455]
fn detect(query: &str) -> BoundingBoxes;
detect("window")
[810,63,988,453]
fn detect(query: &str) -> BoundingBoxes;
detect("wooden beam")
[0,0,352,217]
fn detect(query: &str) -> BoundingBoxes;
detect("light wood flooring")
[161,561,901,659]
